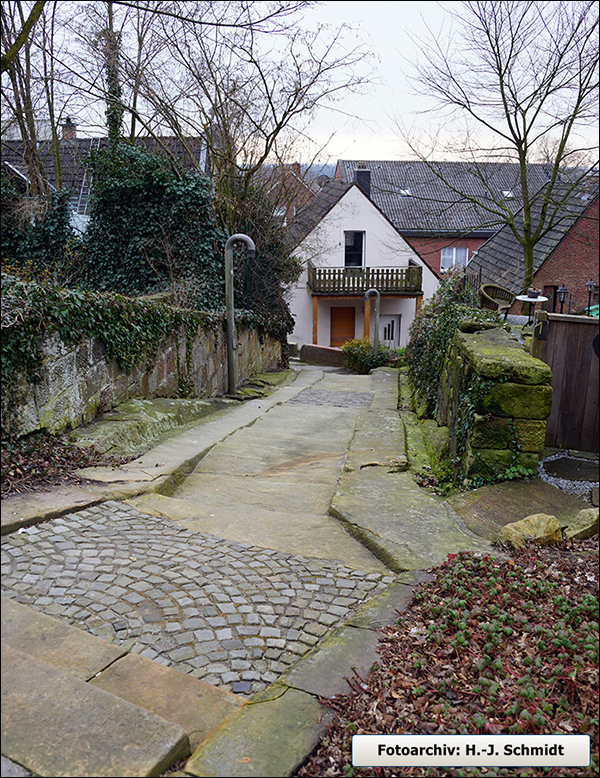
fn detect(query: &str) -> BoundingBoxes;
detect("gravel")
[538,450,599,504]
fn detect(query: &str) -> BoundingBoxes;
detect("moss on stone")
[455,329,552,385]
[466,448,539,477]
[479,383,553,419]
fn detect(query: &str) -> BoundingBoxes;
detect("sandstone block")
[563,507,599,540]
[479,382,552,419]
[498,513,562,548]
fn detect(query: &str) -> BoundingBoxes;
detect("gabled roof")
[468,175,599,294]
[286,179,353,249]
[336,160,552,236]
[1,136,205,215]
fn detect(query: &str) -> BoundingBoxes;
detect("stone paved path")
[1,501,393,694]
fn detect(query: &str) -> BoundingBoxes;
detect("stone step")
[1,598,244,776]
[1,642,189,778]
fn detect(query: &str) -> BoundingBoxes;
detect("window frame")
[440,246,469,271]
[344,230,365,267]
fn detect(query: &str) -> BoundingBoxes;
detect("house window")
[440,246,468,271]
[344,231,364,267]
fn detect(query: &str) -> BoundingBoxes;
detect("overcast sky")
[298,1,460,163]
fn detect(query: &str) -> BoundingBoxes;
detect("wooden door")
[330,307,355,348]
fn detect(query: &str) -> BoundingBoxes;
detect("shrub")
[342,337,393,374]
[406,270,498,415]
[1,172,82,285]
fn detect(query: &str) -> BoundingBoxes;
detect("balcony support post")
[312,296,318,344]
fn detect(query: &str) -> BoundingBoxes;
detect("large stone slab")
[1,643,189,778]
[1,597,126,680]
[331,469,491,571]
[282,624,381,699]
[184,686,331,778]
[448,479,589,541]
[127,492,386,571]
[1,487,103,535]
[90,653,242,750]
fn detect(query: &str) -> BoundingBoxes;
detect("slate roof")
[468,176,599,294]
[1,136,205,215]
[336,160,552,236]
[286,179,353,249]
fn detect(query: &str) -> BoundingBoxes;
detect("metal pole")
[364,288,380,355]
[224,234,256,394]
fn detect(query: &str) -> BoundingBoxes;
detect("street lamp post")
[586,279,595,316]
[225,234,256,394]
[364,288,380,355]
[557,284,568,314]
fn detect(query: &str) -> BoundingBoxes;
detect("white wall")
[289,186,438,348]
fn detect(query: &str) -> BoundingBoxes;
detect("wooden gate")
[532,312,599,452]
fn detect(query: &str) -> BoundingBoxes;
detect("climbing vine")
[406,270,499,415]
[0,274,218,438]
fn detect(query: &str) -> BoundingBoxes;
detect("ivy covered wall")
[2,277,281,440]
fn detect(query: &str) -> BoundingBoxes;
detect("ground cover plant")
[297,541,599,778]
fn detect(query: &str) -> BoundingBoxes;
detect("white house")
[287,180,439,350]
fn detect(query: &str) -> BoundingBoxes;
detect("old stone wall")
[10,322,282,438]
[435,326,553,478]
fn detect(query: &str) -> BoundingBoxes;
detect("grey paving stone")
[1,503,389,694]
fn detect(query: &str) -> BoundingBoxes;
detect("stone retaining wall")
[435,326,553,478]
[10,322,281,438]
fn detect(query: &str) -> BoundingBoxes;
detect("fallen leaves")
[298,538,599,778]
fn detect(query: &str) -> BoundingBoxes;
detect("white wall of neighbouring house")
[288,185,438,349]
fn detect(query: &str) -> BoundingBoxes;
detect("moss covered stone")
[479,383,552,419]
[465,448,539,478]
[470,415,547,453]
[455,329,552,385]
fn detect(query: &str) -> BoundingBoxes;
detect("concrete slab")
[127,492,387,571]
[448,478,590,540]
[331,469,492,572]
[346,575,431,630]
[1,597,126,681]
[90,653,243,751]
[1,643,189,778]
[1,486,103,535]
[183,685,332,778]
[282,624,382,699]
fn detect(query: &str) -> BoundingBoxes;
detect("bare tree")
[400,0,599,291]
[0,0,44,73]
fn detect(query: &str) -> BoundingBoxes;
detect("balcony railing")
[307,263,422,295]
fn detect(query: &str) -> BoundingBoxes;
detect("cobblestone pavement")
[1,501,393,695]
[288,389,374,407]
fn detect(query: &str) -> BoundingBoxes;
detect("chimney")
[61,117,77,140]
[355,163,371,198]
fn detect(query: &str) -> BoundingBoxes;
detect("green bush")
[342,337,394,374]
[406,271,498,415]
[1,172,81,285]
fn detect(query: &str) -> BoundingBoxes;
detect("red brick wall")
[404,236,489,274]
[510,197,599,314]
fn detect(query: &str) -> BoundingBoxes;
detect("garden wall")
[435,325,553,478]
[10,322,281,439]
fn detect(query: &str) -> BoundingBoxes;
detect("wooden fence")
[532,311,599,452]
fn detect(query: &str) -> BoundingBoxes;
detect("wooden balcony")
[307,263,422,295]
